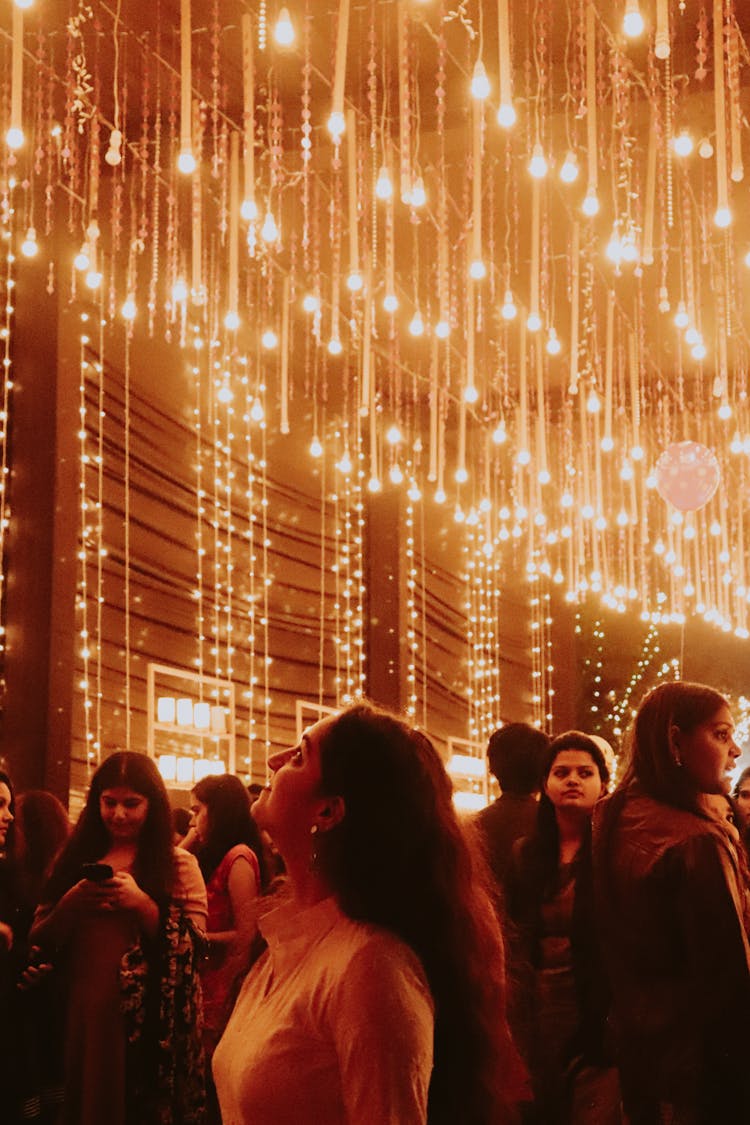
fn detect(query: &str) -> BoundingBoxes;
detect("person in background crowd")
[31,752,208,1125]
[183,773,266,1121]
[246,782,264,806]
[506,733,619,1124]
[213,702,528,1124]
[732,765,750,832]
[0,770,22,1119]
[593,681,749,1125]
[475,723,550,892]
[11,791,71,1123]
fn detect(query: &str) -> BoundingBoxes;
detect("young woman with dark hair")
[31,752,208,1125]
[185,774,266,1073]
[505,732,619,1124]
[213,702,528,1125]
[593,681,749,1125]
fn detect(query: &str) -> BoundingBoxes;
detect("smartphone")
[81,862,114,882]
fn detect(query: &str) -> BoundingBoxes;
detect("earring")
[309,823,319,871]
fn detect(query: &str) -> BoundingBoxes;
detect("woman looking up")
[31,752,208,1125]
[213,702,527,1125]
[506,733,619,1124]
[593,681,749,1124]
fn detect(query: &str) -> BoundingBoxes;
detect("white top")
[213,896,434,1125]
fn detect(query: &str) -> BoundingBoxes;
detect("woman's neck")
[556,809,588,865]
[282,853,335,908]
[102,840,139,868]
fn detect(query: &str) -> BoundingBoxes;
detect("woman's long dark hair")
[524,731,610,898]
[317,703,527,1125]
[44,752,175,907]
[191,773,267,889]
[14,791,70,907]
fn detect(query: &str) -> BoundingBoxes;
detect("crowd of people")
[0,681,747,1124]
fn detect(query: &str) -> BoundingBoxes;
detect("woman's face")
[189,796,210,843]
[252,714,337,852]
[544,749,606,815]
[673,704,740,794]
[100,786,149,844]
[735,778,750,828]
[0,783,13,848]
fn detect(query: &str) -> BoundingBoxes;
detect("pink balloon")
[654,441,720,512]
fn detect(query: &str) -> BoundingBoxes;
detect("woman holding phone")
[31,752,208,1125]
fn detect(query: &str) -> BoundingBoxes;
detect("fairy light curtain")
[1,0,749,748]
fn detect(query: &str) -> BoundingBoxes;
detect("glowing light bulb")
[177,149,196,175]
[623,0,645,38]
[302,293,319,313]
[601,435,614,452]
[6,126,24,150]
[684,325,699,346]
[501,290,517,320]
[262,329,278,349]
[410,177,426,207]
[606,234,623,264]
[338,452,352,474]
[327,111,345,140]
[409,311,424,337]
[273,7,295,46]
[620,460,634,481]
[261,211,279,243]
[368,477,381,493]
[527,312,541,332]
[673,300,689,329]
[250,399,264,422]
[386,425,402,445]
[559,152,579,183]
[581,190,600,217]
[121,296,137,321]
[346,271,363,292]
[691,341,707,360]
[470,59,491,100]
[434,488,446,504]
[383,293,398,313]
[538,468,551,484]
[517,449,531,466]
[375,166,393,200]
[469,259,486,280]
[631,445,644,461]
[672,130,693,157]
[435,319,450,339]
[586,390,601,413]
[225,310,240,331]
[493,423,507,444]
[718,403,732,420]
[528,143,548,179]
[327,336,343,355]
[389,463,403,484]
[698,137,713,159]
[658,286,670,313]
[546,327,561,355]
[85,269,102,290]
[464,384,479,404]
[497,102,516,128]
[714,206,732,228]
[14,0,33,8]
[745,249,750,269]
[654,30,670,59]
[21,227,38,258]
[309,436,323,458]
[74,247,90,272]
[172,278,188,303]
[105,129,123,166]
[241,198,258,221]
[455,466,468,484]
[217,385,232,404]
[561,491,573,508]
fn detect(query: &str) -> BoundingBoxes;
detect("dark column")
[1,244,76,802]
[364,489,407,713]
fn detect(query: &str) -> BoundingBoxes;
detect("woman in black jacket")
[506,732,619,1124]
